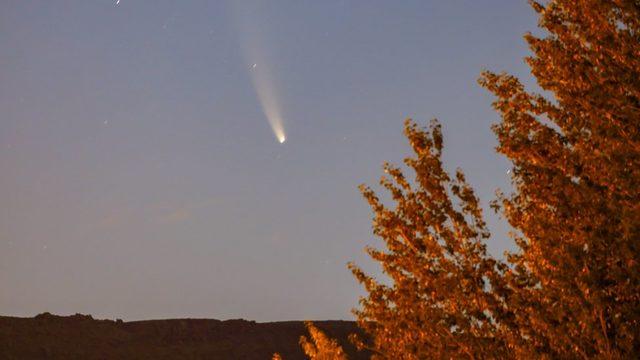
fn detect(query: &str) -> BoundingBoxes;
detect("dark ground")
[0,313,369,359]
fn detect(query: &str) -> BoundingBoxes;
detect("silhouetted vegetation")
[0,313,366,360]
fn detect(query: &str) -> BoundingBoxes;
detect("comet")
[232,1,287,144]
[249,61,287,144]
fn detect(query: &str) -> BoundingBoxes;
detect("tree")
[351,120,512,359]
[349,0,640,358]
[299,322,348,360]
[479,0,640,357]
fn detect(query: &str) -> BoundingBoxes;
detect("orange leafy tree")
[352,120,512,359]
[299,322,348,360]
[348,0,640,359]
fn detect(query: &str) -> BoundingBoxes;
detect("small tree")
[299,322,348,360]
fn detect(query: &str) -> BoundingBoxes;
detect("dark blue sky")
[1,1,538,321]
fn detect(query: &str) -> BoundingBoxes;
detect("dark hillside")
[0,313,368,359]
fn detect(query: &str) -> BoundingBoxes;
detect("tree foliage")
[349,0,640,358]
[352,120,512,359]
[299,322,348,360]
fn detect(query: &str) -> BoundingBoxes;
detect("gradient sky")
[1,1,539,321]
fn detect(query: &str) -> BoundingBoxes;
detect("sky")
[0,1,539,322]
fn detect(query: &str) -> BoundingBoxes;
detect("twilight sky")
[1,1,538,321]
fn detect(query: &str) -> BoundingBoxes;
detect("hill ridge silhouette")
[0,313,369,359]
